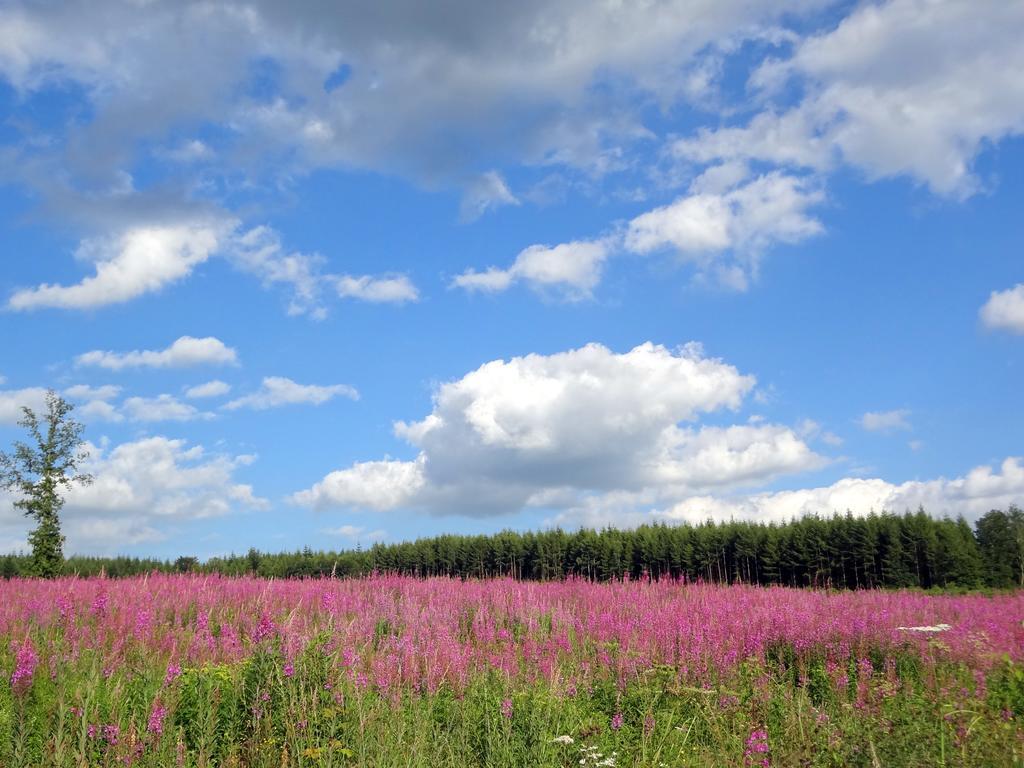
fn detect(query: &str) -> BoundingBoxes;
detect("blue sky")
[0,0,1021,557]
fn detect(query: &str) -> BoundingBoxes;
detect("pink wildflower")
[744,728,770,767]
[500,698,513,719]
[102,724,120,746]
[148,702,168,735]
[10,637,38,694]
[164,663,182,686]
[610,712,624,731]
[283,662,295,678]
[252,612,276,643]
[91,591,109,616]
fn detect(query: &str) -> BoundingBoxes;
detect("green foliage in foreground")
[4,506,1023,591]
[1,641,1021,767]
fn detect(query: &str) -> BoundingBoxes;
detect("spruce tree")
[0,391,92,578]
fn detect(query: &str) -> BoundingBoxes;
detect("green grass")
[2,642,1022,767]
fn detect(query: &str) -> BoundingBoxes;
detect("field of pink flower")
[2,575,1023,767]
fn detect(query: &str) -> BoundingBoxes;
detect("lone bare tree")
[1,390,92,577]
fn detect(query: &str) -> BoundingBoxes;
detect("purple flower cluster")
[10,637,38,694]
[147,702,168,735]
[743,728,770,767]
[0,574,1020,702]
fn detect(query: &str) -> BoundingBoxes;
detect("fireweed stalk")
[0,574,1020,767]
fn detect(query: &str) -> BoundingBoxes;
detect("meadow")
[1,574,1022,767]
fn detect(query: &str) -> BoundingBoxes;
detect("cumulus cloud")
[63,384,124,422]
[454,239,611,300]
[624,171,824,289]
[122,395,212,422]
[77,399,124,423]
[0,387,48,424]
[660,457,1024,526]
[8,220,231,310]
[60,437,265,552]
[64,384,121,401]
[1,436,267,553]
[454,170,824,299]
[224,377,358,411]
[294,457,427,512]
[293,342,827,515]
[185,380,232,399]
[674,0,1024,196]
[76,336,238,370]
[980,283,1024,334]
[6,211,416,318]
[860,409,912,433]
[334,274,419,304]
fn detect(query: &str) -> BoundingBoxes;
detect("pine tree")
[879,516,914,588]
[1,391,92,578]
[975,509,1023,587]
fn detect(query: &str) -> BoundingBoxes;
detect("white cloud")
[334,274,419,304]
[624,171,824,290]
[8,219,231,310]
[78,399,124,423]
[122,395,212,422]
[860,409,912,433]
[231,226,420,311]
[229,226,328,318]
[659,457,1024,526]
[322,524,387,542]
[185,380,232,399]
[454,170,823,299]
[295,457,427,512]
[980,283,1024,334]
[451,267,515,294]
[454,239,611,300]
[224,377,358,411]
[59,437,266,552]
[460,171,519,221]
[4,210,420,318]
[0,387,48,424]
[675,0,1024,196]
[64,384,121,401]
[293,342,826,515]
[0,0,833,199]
[76,336,238,370]
[2,436,268,553]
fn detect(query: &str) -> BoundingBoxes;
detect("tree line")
[2,507,1022,589]
[2,392,1022,590]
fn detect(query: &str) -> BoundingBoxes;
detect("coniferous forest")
[4,506,1021,590]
